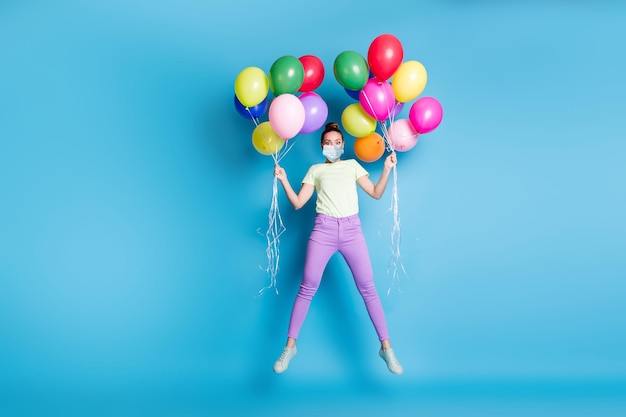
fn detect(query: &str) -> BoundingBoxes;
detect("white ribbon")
[250,106,299,295]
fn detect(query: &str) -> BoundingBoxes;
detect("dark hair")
[320,122,344,144]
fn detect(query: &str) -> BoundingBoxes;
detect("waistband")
[315,213,360,223]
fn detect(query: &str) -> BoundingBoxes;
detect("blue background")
[1,1,625,416]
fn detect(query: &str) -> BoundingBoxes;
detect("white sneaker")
[273,347,297,373]
[379,348,403,375]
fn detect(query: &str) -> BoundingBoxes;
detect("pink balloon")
[359,79,395,121]
[269,93,305,140]
[299,92,328,134]
[409,96,443,134]
[388,119,419,152]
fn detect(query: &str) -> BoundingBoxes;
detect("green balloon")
[333,51,369,91]
[269,56,304,95]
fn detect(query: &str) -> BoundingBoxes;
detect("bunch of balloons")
[334,34,444,293]
[334,33,443,162]
[234,54,328,159]
[233,54,328,295]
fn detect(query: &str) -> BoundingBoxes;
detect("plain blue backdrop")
[1,1,625,416]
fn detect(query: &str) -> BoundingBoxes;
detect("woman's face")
[322,131,343,148]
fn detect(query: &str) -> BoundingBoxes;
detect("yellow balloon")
[341,103,376,138]
[235,66,269,108]
[391,61,428,103]
[252,121,285,156]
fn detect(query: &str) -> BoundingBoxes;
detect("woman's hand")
[384,152,397,172]
[274,164,287,181]
[273,165,314,209]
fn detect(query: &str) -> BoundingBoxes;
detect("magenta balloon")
[388,118,418,152]
[409,96,443,134]
[269,93,305,140]
[359,79,395,121]
[299,92,328,134]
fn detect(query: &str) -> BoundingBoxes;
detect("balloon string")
[245,107,261,128]
[274,137,298,164]
[385,164,407,295]
[258,175,286,295]
[376,118,408,294]
[379,122,394,152]
[255,124,298,295]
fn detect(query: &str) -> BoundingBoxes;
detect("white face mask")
[323,145,344,162]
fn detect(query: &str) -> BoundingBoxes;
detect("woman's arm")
[274,164,315,210]
[357,152,397,200]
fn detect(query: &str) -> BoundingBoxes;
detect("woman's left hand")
[384,152,397,171]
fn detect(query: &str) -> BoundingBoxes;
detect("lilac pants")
[287,213,390,341]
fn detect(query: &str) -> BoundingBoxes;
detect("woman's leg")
[338,217,390,342]
[339,217,403,374]
[275,216,338,373]
[286,216,337,340]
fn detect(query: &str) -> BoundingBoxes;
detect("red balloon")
[367,34,403,82]
[298,55,325,92]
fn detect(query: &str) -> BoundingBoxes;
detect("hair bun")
[320,121,344,144]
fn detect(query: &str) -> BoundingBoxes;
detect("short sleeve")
[302,166,315,185]
[352,159,369,180]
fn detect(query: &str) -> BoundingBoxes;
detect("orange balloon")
[354,132,385,163]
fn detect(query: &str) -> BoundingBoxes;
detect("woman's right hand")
[274,164,286,181]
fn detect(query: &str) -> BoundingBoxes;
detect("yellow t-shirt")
[302,159,369,218]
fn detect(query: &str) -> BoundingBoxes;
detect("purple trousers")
[287,213,390,341]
